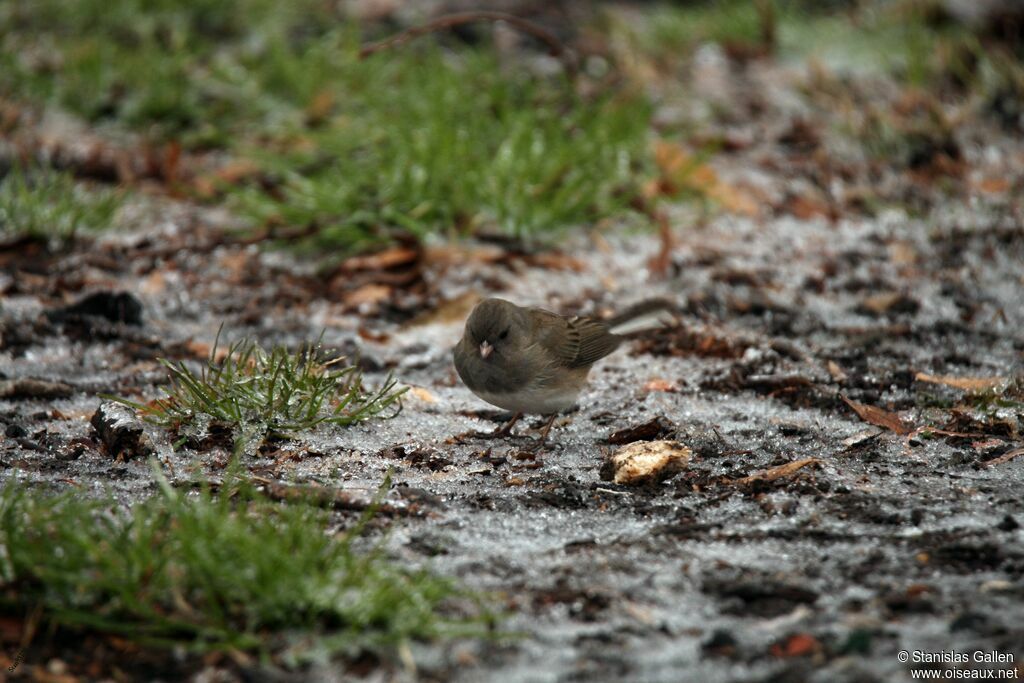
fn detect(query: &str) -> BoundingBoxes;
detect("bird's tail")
[607,298,677,336]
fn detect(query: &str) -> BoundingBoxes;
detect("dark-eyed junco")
[453,297,676,443]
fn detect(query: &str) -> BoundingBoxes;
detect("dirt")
[3,32,1024,683]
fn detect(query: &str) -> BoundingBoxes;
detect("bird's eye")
[499,328,509,340]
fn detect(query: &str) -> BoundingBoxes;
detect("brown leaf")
[642,379,677,393]
[734,458,821,485]
[858,291,919,316]
[841,395,914,435]
[342,246,419,273]
[405,292,479,327]
[193,159,263,198]
[826,360,848,382]
[770,633,821,658]
[185,340,229,362]
[784,193,830,220]
[343,283,392,307]
[652,141,759,216]
[915,372,1006,393]
[974,177,1010,194]
[357,327,390,343]
[521,251,585,272]
[984,447,1024,467]
[888,241,918,266]
[405,386,437,404]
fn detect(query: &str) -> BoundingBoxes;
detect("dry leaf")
[974,177,1010,194]
[858,291,918,315]
[652,141,759,216]
[193,159,262,198]
[405,292,479,327]
[734,458,821,485]
[826,360,848,382]
[357,327,391,343]
[785,193,830,220]
[770,633,821,658]
[888,241,918,266]
[642,379,676,393]
[342,247,419,272]
[140,270,167,295]
[343,283,392,307]
[841,395,914,435]
[525,252,585,272]
[842,429,881,449]
[184,340,230,362]
[405,386,437,404]
[915,372,1006,393]
[608,440,691,485]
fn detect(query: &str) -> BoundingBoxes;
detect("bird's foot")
[453,412,524,443]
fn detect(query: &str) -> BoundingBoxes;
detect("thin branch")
[359,11,577,80]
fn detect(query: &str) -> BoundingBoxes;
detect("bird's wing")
[533,309,622,369]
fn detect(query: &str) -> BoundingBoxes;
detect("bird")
[453,297,676,444]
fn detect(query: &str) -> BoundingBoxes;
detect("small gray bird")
[453,297,676,443]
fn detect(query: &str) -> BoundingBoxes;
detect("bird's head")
[464,298,525,360]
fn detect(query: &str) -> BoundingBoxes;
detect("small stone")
[4,423,27,438]
[996,514,1019,531]
[48,291,144,325]
[90,401,154,461]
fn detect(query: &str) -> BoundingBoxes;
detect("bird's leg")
[516,414,559,456]
[465,412,523,440]
[491,411,523,437]
[535,413,558,445]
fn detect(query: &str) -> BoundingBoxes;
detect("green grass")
[0,469,490,664]
[0,165,122,243]
[607,0,772,62]
[0,0,334,147]
[108,333,405,452]
[604,0,990,90]
[0,0,652,249]
[234,47,650,248]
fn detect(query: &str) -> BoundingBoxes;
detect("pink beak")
[479,340,493,359]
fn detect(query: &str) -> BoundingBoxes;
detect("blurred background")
[2,0,1022,254]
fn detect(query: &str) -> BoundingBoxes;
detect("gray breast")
[453,339,533,395]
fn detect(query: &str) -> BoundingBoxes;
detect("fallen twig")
[984,447,1024,467]
[174,476,420,517]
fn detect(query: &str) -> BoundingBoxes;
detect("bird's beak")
[479,340,493,359]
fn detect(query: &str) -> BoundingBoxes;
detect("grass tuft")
[0,468,491,662]
[0,165,121,243]
[108,332,405,451]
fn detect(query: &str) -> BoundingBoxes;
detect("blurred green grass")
[1,0,1020,249]
[0,0,651,249]
[0,165,122,244]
